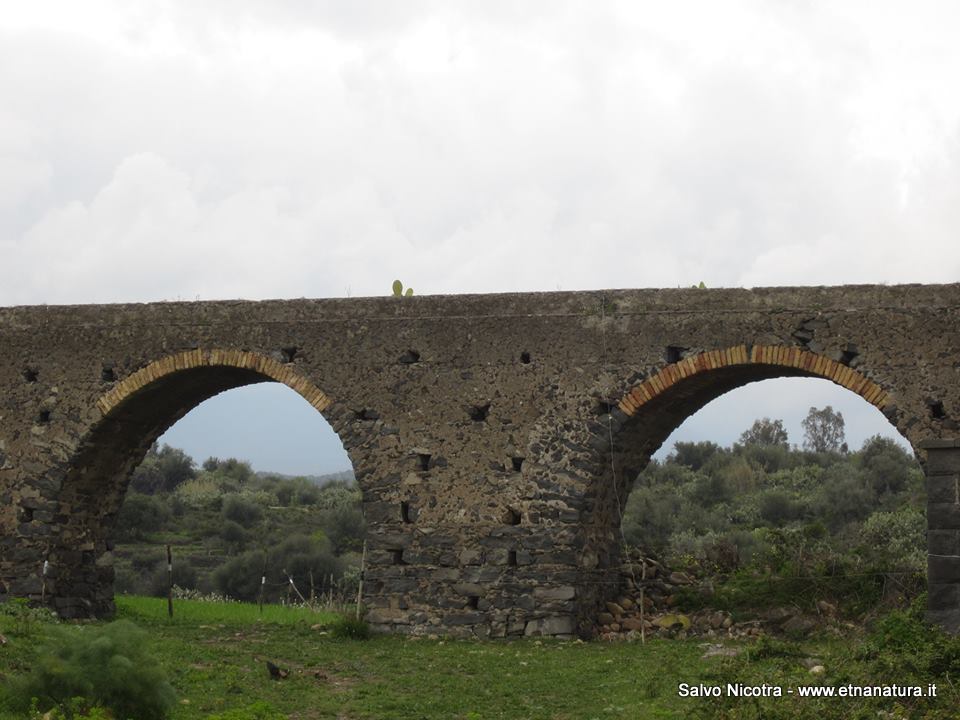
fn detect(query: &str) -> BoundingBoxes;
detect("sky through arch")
[653,376,909,460]
[158,382,352,476]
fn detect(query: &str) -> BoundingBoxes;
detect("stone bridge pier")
[1,285,959,636]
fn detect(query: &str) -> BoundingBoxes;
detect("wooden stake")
[258,555,267,615]
[355,540,366,620]
[639,559,646,645]
[41,559,49,604]
[166,544,174,618]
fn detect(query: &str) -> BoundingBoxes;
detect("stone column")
[922,439,960,633]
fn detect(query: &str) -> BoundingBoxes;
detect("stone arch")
[572,344,920,634]
[615,345,892,422]
[48,348,362,618]
[96,349,334,418]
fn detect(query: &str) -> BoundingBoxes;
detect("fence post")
[355,540,366,620]
[258,555,267,614]
[166,544,174,618]
[41,559,49,604]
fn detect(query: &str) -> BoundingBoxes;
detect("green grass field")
[2,596,957,720]
[117,595,342,626]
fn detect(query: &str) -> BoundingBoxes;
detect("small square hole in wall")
[929,400,946,419]
[101,366,116,382]
[508,550,518,567]
[37,410,51,424]
[520,351,531,364]
[665,346,686,363]
[505,508,522,526]
[511,456,524,472]
[401,501,413,523]
[467,595,479,609]
[280,346,298,363]
[23,368,38,383]
[417,453,431,471]
[391,549,407,566]
[469,403,490,422]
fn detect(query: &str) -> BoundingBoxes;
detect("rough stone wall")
[1,284,959,637]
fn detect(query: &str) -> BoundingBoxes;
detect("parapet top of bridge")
[1,283,959,327]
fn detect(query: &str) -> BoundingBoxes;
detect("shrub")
[146,558,198,597]
[223,495,263,528]
[859,507,925,573]
[669,441,723,471]
[757,489,805,526]
[330,614,371,640]
[2,620,176,720]
[221,519,250,550]
[113,493,171,541]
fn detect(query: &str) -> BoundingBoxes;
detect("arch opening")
[580,346,928,638]
[47,350,361,619]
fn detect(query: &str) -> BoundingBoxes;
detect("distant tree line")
[113,444,364,602]
[621,406,924,581]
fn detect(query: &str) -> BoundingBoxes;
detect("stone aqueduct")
[1,285,959,637]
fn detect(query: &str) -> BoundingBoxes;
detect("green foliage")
[669,441,723,471]
[738,417,789,448]
[222,495,263,528]
[212,534,342,602]
[391,279,414,297]
[744,635,804,660]
[801,405,846,453]
[757,489,805,526]
[114,492,171,541]
[204,457,254,486]
[205,701,286,720]
[329,614,371,640]
[859,434,915,497]
[2,620,176,720]
[859,506,926,572]
[24,697,115,720]
[857,600,960,683]
[320,503,366,554]
[624,427,924,621]
[809,465,873,530]
[220,519,250,551]
[0,598,57,637]
[129,443,197,494]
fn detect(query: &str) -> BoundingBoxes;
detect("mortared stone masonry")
[1,284,959,636]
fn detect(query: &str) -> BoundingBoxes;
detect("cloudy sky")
[4,2,957,473]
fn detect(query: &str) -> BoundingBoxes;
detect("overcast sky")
[4,2,957,473]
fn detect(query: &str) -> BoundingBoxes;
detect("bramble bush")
[1,620,176,720]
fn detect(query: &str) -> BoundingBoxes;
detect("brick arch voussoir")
[615,344,892,418]
[96,348,333,418]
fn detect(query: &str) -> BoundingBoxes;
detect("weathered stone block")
[445,612,485,626]
[924,445,960,475]
[524,615,575,636]
[533,585,576,601]
[929,503,960,530]
[928,531,960,556]
[366,608,412,625]
[928,475,960,504]
[929,556,960,584]
[928,583,960,611]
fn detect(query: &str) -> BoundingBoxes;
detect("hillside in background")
[114,446,364,603]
